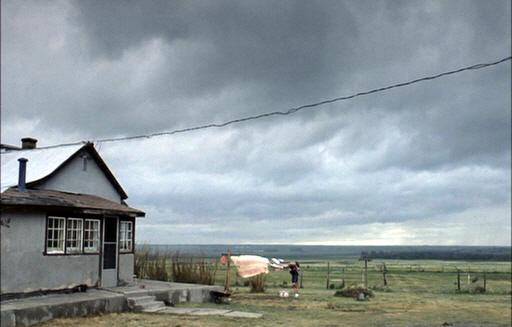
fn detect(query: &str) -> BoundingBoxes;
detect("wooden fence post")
[326,262,331,289]
[224,249,231,292]
[364,259,368,288]
[483,272,487,292]
[456,269,461,291]
[381,263,388,286]
[358,254,371,289]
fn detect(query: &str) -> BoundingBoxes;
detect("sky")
[1,0,510,245]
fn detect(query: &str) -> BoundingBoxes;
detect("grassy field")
[40,259,511,327]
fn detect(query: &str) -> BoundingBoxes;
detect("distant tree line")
[367,249,511,261]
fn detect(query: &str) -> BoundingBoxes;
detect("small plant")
[334,285,374,299]
[249,274,266,293]
[326,303,337,310]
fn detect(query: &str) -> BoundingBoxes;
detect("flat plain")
[39,259,511,326]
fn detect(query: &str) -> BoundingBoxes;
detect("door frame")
[101,216,119,287]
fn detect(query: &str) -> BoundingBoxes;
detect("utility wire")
[36,56,511,150]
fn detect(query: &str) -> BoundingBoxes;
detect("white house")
[0,138,145,299]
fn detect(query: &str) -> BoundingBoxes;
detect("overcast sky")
[2,0,510,245]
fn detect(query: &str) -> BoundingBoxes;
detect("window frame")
[46,216,66,254]
[119,220,134,253]
[83,219,101,254]
[44,215,103,256]
[66,217,83,254]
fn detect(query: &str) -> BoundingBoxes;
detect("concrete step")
[141,305,167,313]
[133,301,166,312]
[127,295,165,312]
[127,294,168,312]
[123,290,153,298]
[127,295,156,306]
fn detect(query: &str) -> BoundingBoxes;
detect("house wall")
[0,211,100,294]
[118,254,134,285]
[35,150,121,203]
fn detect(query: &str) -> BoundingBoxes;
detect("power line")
[37,55,511,150]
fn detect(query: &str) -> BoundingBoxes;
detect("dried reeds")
[249,273,266,293]
[171,253,217,285]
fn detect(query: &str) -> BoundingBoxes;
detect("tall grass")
[172,254,218,285]
[249,274,266,292]
[134,247,170,281]
[134,248,217,285]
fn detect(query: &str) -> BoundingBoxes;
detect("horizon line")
[135,243,511,247]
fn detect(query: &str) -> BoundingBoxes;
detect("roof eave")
[1,203,145,218]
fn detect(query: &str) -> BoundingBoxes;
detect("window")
[66,218,83,253]
[84,219,100,253]
[46,216,141,256]
[119,221,133,252]
[47,217,66,253]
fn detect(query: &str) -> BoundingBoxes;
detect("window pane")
[84,219,99,253]
[119,221,133,252]
[66,218,83,253]
[47,217,65,253]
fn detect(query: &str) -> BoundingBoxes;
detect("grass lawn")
[39,260,511,326]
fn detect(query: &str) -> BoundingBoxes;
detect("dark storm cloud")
[1,0,510,244]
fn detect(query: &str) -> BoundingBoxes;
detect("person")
[289,261,300,298]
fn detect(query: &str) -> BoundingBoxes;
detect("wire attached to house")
[36,55,511,150]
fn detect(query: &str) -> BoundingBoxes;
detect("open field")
[39,259,511,326]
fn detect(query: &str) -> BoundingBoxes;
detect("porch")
[1,279,222,327]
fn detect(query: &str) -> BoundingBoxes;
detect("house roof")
[0,144,21,151]
[1,144,84,192]
[0,143,128,199]
[1,188,145,217]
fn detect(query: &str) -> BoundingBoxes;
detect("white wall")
[35,150,122,203]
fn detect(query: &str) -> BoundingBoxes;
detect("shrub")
[249,274,266,293]
[334,285,374,299]
[326,303,337,310]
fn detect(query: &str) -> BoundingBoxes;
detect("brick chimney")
[21,137,37,149]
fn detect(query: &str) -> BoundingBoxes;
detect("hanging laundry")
[270,258,289,270]
[230,255,270,278]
